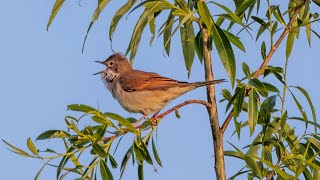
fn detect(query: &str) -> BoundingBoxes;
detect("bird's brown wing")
[119,70,188,92]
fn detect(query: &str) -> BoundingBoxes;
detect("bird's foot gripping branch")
[3,100,210,180]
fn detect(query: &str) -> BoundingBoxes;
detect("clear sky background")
[1,1,319,180]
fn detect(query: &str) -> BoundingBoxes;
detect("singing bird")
[95,53,225,124]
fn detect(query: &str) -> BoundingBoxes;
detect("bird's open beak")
[93,71,105,75]
[95,60,106,65]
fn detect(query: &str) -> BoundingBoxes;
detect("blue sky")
[1,0,319,179]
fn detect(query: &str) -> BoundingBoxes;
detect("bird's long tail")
[192,79,226,87]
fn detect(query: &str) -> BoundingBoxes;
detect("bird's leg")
[151,111,161,126]
[132,114,149,126]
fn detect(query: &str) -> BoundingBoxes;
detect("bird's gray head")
[94,53,132,82]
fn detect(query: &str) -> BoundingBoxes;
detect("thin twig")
[220,1,306,134]
[100,100,211,142]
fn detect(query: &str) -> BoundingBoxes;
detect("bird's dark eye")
[108,61,114,66]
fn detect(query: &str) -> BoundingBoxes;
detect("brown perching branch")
[100,100,211,142]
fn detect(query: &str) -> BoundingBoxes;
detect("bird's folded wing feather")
[119,70,188,92]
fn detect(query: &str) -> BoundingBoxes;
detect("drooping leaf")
[272,5,286,26]
[235,0,256,15]
[286,31,295,59]
[2,140,31,157]
[233,86,246,118]
[163,12,174,56]
[109,154,118,168]
[93,143,108,158]
[36,130,70,140]
[152,137,163,167]
[223,30,246,52]
[57,147,74,179]
[211,23,236,86]
[47,0,65,30]
[120,148,132,179]
[109,0,137,40]
[100,159,114,180]
[180,19,195,77]
[27,138,38,156]
[248,89,258,136]
[194,29,204,62]
[105,113,139,134]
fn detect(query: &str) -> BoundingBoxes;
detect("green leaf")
[262,82,279,93]
[180,19,195,77]
[152,137,163,167]
[126,9,150,62]
[248,89,258,136]
[194,29,204,62]
[139,138,153,165]
[248,78,268,97]
[93,123,108,143]
[82,0,112,52]
[272,5,286,26]
[67,104,97,113]
[261,41,266,59]
[109,0,137,40]
[36,130,70,140]
[242,62,251,79]
[34,160,50,180]
[175,110,181,119]
[105,113,139,134]
[57,147,74,179]
[2,140,31,157]
[235,0,256,15]
[289,90,309,128]
[212,23,236,86]
[210,2,244,28]
[109,154,118,168]
[243,155,262,178]
[120,148,132,179]
[133,141,144,163]
[286,31,295,59]
[100,159,114,180]
[313,0,320,7]
[292,86,317,133]
[27,138,38,156]
[279,111,288,138]
[258,157,290,179]
[163,12,174,56]
[223,30,246,52]
[93,143,108,158]
[197,1,213,33]
[233,86,246,118]
[47,0,65,30]
[138,164,144,180]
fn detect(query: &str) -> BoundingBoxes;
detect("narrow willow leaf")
[180,20,195,77]
[197,1,213,33]
[256,22,269,41]
[93,123,108,143]
[105,113,139,134]
[36,130,70,140]
[261,41,266,59]
[306,22,311,47]
[289,90,309,128]
[93,143,108,158]
[248,89,258,136]
[27,138,38,156]
[243,155,262,178]
[100,159,114,180]
[67,104,97,113]
[138,164,144,180]
[262,82,279,92]
[152,137,163,167]
[286,31,295,59]
[248,78,268,96]
[148,13,156,45]
[34,160,50,180]
[109,154,118,168]
[259,95,277,124]
[212,23,236,86]
[47,0,65,30]
[306,137,320,151]
[279,111,288,139]
[235,0,256,15]
[109,0,137,40]
[82,0,112,52]
[139,139,153,165]
[258,158,290,179]
[163,12,174,55]
[126,9,150,62]
[223,30,245,52]
[293,86,317,133]
[272,6,286,26]
[120,148,132,179]
[194,29,204,62]
[210,2,244,28]
[233,86,246,118]
[57,147,74,179]
[2,140,31,157]
[242,62,250,79]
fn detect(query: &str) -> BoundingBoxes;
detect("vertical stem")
[202,29,226,180]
